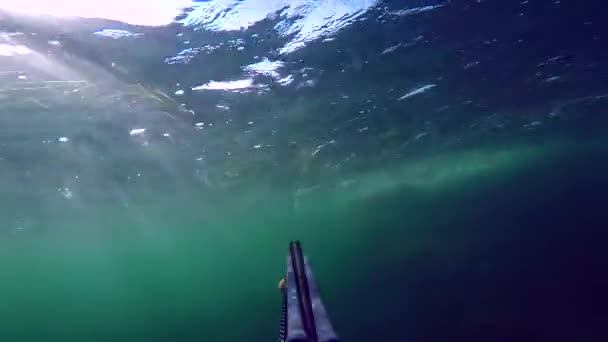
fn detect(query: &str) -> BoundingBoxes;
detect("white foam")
[243,58,284,78]
[382,43,403,55]
[277,74,294,86]
[192,79,254,91]
[94,29,143,39]
[398,84,437,100]
[390,5,444,17]
[129,128,146,136]
[181,0,379,54]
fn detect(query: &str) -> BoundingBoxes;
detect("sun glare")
[0,0,194,26]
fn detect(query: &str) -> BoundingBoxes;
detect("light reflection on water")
[0,0,194,25]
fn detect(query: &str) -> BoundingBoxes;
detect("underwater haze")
[0,0,607,341]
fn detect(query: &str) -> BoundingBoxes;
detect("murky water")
[0,1,607,341]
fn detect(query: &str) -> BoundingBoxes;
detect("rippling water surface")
[0,1,607,341]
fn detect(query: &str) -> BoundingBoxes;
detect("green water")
[1,138,606,341]
[1,2,607,340]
